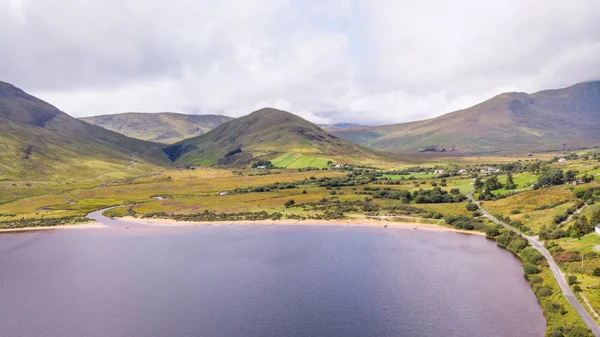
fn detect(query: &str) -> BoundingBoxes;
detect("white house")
[434,169,444,174]
[558,158,567,163]
[218,191,228,196]
[595,224,600,236]
[458,169,468,175]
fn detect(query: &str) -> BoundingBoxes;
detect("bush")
[485,226,500,237]
[521,247,544,265]
[524,263,540,274]
[510,209,521,214]
[536,286,553,297]
[593,268,600,276]
[466,202,479,212]
[573,285,582,292]
[568,275,578,286]
[507,237,528,253]
[284,200,295,208]
[529,275,543,284]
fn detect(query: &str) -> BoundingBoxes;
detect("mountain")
[319,123,368,132]
[334,81,600,154]
[0,81,169,181]
[81,112,233,144]
[164,108,396,167]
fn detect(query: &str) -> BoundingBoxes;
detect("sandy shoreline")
[118,216,485,235]
[0,222,105,233]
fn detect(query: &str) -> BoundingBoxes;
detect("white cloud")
[2,0,600,125]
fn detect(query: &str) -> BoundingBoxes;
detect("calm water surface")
[0,219,545,336]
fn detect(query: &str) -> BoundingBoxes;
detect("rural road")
[467,193,600,336]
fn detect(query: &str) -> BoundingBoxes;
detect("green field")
[272,152,332,169]
[491,172,539,195]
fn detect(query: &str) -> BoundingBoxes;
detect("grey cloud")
[1,0,599,125]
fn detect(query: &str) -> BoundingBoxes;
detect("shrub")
[485,226,500,237]
[284,200,295,208]
[529,275,543,284]
[536,286,553,297]
[545,302,563,314]
[573,285,582,292]
[593,268,600,276]
[568,275,578,285]
[466,202,478,212]
[524,263,540,274]
[508,237,528,253]
[510,209,521,214]
[521,247,544,265]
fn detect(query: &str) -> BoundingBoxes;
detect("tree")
[284,199,295,208]
[505,172,517,190]
[474,176,484,192]
[484,176,503,191]
[537,169,565,187]
[524,263,540,274]
[565,169,578,183]
[593,268,600,276]
[572,218,591,238]
[582,174,594,183]
[466,202,479,212]
[568,275,578,285]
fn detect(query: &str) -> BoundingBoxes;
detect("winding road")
[468,193,600,336]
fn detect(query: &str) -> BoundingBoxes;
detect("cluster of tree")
[251,160,274,169]
[575,186,600,204]
[316,170,379,188]
[412,187,466,204]
[495,230,529,254]
[0,215,89,229]
[568,212,600,238]
[0,212,16,217]
[535,168,593,189]
[142,210,284,221]
[443,215,485,230]
[231,181,302,194]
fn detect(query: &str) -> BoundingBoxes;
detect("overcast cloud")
[2,0,600,125]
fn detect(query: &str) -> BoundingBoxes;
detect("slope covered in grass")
[334,81,600,154]
[164,108,398,168]
[0,81,169,181]
[81,112,233,143]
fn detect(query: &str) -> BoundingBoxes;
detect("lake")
[0,218,545,336]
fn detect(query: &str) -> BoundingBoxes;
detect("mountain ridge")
[333,81,600,153]
[81,112,233,144]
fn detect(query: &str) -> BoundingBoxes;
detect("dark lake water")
[0,220,545,337]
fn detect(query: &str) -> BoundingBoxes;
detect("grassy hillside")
[334,81,600,154]
[164,108,397,167]
[81,112,233,143]
[0,81,169,182]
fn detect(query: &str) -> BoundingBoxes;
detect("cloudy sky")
[2,0,600,125]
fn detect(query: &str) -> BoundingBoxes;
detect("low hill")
[164,108,396,167]
[81,112,233,143]
[334,81,600,154]
[0,81,169,181]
